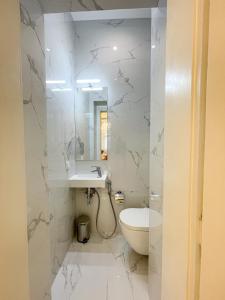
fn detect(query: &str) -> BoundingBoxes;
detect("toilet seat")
[119,208,161,232]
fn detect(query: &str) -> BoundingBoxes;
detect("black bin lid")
[77,215,90,225]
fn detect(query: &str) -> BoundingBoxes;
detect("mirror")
[75,87,108,161]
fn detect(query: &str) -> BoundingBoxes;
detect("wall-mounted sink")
[69,172,108,188]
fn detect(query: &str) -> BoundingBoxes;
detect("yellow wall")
[200,1,225,299]
[0,1,29,299]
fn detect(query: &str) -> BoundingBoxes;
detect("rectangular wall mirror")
[75,86,108,161]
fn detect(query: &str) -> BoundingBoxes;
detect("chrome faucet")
[91,166,102,178]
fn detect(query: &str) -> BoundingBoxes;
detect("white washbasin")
[69,172,108,188]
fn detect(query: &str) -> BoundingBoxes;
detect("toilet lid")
[119,208,162,231]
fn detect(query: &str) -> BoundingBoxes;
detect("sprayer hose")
[94,182,117,239]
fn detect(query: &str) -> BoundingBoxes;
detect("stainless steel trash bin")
[77,215,90,243]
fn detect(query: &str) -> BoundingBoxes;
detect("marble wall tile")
[20,0,52,299]
[38,0,158,14]
[73,19,151,233]
[48,187,75,277]
[45,13,77,277]
[149,7,166,213]
[149,5,166,300]
[21,4,78,299]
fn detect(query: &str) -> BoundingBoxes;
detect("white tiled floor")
[51,234,149,300]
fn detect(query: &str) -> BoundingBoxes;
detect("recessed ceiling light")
[82,87,103,92]
[113,46,118,51]
[76,79,101,84]
[51,88,72,92]
[151,45,156,49]
[46,80,66,84]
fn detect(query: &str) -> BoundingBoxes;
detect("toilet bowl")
[119,208,162,255]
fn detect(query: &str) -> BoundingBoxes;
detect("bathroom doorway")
[1,0,218,299]
[19,0,167,299]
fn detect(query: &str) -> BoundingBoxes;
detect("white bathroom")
[20,0,166,299]
[3,0,225,299]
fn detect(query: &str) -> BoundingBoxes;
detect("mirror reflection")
[75,86,108,161]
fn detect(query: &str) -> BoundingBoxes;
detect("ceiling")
[71,8,151,21]
[40,0,159,14]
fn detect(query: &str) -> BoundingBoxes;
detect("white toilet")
[119,208,162,255]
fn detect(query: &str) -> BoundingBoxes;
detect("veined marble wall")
[45,13,76,277]
[20,0,52,299]
[149,3,166,300]
[74,19,151,233]
[38,0,158,13]
[21,2,77,299]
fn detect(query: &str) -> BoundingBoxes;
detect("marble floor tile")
[148,271,161,300]
[51,234,149,300]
